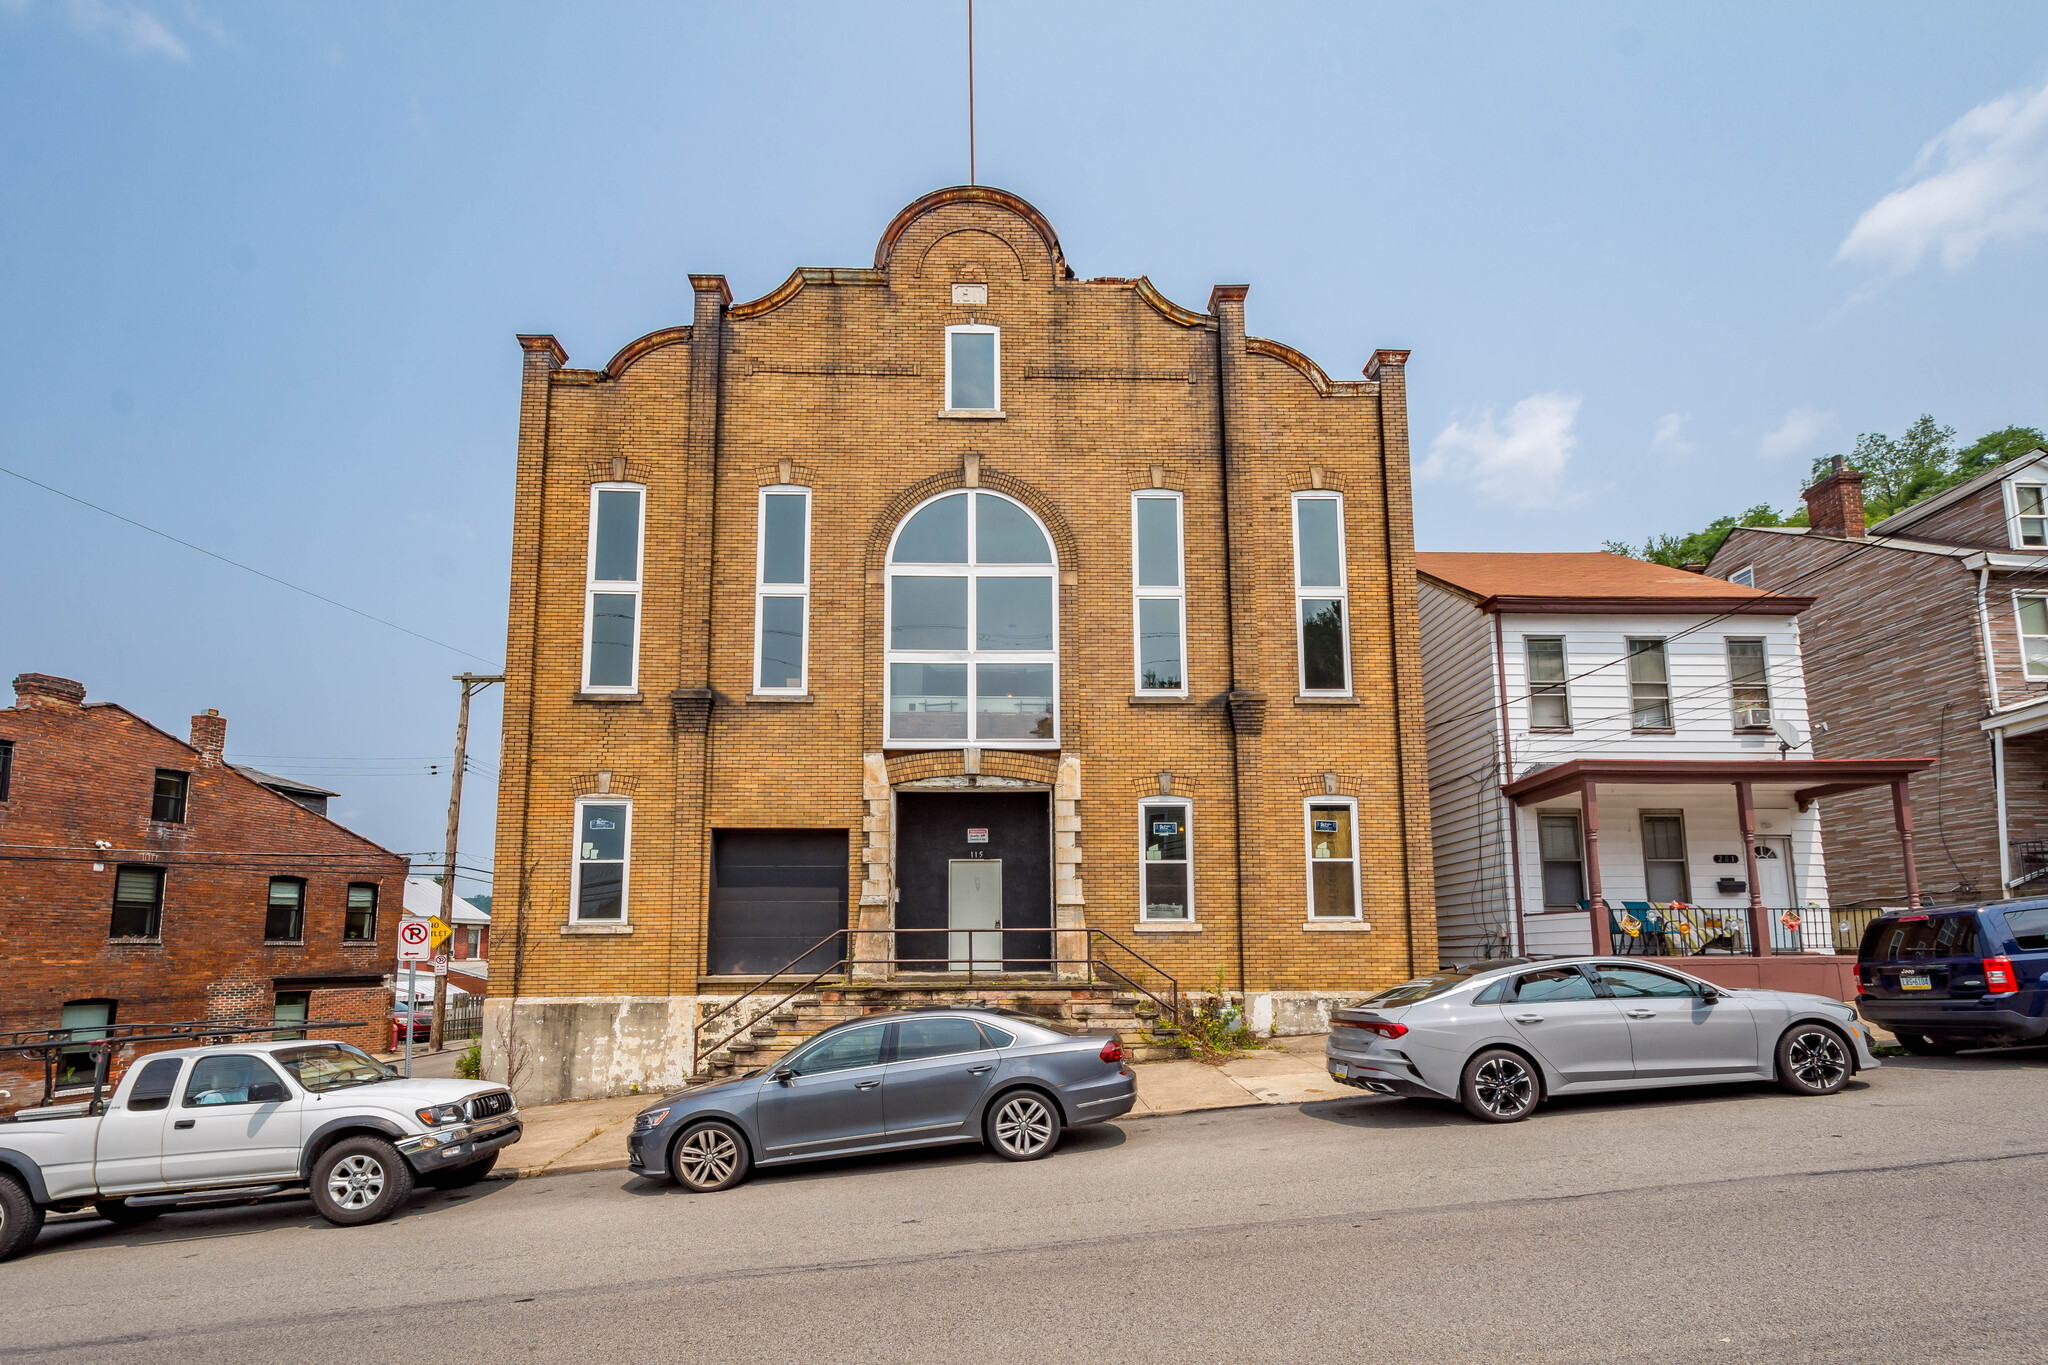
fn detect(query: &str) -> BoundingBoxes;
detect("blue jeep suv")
[1856,900,2048,1053]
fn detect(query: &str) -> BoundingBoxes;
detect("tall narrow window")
[582,484,645,692]
[0,739,12,800]
[272,990,310,1041]
[1727,638,1771,729]
[1292,493,1351,694]
[1627,638,1672,730]
[265,878,306,942]
[151,769,189,823]
[944,325,1000,411]
[1141,800,1192,921]
[1132,492,1186,694]
[885,491,1057,746]
[2020,596,2048,679]
[110,867,164,939]
[1525,637,1570,730]
[755,486,811,693]
[1640,813,1691,902]
[1538,813,1585,908]
[2015,484,2048,548]
[57,1000,115,1091]
[1305,800,1362,920]
[573,798,631,922]
[344,884,378,941]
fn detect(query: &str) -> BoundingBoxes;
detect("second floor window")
[1293,492,1351,694]
[755,486,811,693]
[2019,596,2048,679]
[945,325,999,411]
[344,884,378,941]
[0,739,13,800]
[265,878,306,942]
[582,484,645,692]
[1627,638,1672,730]
[110,867,164,939]
[1526,637,1570,730]
[2015,484,2048,548]
[1132,492,1185,694]
[1728,638,1772,728]
[151,769,189,823]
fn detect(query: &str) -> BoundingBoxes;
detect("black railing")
[1604,903,1885,957]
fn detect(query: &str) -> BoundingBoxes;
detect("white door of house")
[1753,837,1795,909]
[948,859,1002,971]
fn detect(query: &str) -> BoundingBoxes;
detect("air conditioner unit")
[1736,707,1772,729]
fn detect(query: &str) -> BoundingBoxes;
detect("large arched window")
[886,490,1058,747]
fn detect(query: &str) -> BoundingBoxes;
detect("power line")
[0,461,501,667]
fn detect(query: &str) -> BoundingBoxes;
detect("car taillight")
[1100,1039,1124,1064]
[1337,1019,1408,1040]
[1984,956,2018,996]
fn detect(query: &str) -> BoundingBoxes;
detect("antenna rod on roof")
[967,0,976,185]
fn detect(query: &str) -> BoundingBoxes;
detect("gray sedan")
[1326,957,1881,1122]
[627,1007,1137,1190]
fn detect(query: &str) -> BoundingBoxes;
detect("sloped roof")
[402,875,490,922]
[1417,552,1811,613]
[1868,447,2048,537]
[230,764,340,800]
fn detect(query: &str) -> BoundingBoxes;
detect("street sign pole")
[405,961,415,1078]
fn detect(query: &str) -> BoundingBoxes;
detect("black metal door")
[708,830,848,975]
[895,791,1052,972]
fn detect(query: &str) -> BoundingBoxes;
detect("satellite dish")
[1772,718,1806,751]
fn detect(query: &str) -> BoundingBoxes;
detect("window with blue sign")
[1306,801,1360,919]
[574,799,631,922]
[1141,801,1191,921]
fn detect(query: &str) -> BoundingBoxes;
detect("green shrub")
[456,1039,481,1080]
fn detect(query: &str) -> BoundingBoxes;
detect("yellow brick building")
[486,187,1435,1102]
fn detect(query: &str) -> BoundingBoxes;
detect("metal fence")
[1606,903,1889,957]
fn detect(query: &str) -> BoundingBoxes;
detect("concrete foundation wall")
[482,996,697,1107]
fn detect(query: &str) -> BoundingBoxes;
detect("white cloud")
[1651,412,1692,457]
[1757,406,1832,461]
[61,0,188,61]
[1838,78,2048,276]
[1420,392,1581,509]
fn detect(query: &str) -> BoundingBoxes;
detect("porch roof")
[1501,756,1934,808]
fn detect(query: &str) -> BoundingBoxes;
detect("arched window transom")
[886,490,1057,747]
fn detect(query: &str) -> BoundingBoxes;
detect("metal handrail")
[1085,929,1185,1032]
[688,929,853,1078]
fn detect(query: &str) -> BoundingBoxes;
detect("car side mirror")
[248,1081,289,1103]
[773,1066,794,1084]
[1698,988,1720,1005]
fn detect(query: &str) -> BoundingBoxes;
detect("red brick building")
[0,673,404,1110]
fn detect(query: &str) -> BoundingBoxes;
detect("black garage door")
[708,830,848,976]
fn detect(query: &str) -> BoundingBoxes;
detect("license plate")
[1901,973,1932,991]
[1331,1063,1349,1077]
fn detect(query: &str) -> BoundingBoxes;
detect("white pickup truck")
[0,1038,521,1261]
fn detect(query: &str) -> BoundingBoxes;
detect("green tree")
[1808,414,1956,520]
[1955,425,2048,480]
[1606,504,1805,567]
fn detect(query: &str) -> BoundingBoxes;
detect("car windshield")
[273,1043,396,1092]
[1349,972,1484,1008]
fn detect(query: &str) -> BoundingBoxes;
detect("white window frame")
[1138,796,1194,923]
[753,485,812,695]
[1303,796,1364,922]
[2015,591,2048,680]
[943,324,1001,413]
[1523,635,1572,731]
[1291,491,1353,696]
[1726,636,1773,730]
[2008,480,2048,550]
[1131,491,1187,696]
[1626,636,1674,731]
[883,489,1059,749]
[570,795,633,925]
[1728,565,1755,588]
[581,482,645,694]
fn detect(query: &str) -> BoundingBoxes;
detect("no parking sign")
[397,918,432,962]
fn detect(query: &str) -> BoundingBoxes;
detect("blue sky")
[5,2,2046,877]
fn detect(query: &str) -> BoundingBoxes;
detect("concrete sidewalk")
[494,1036,1337,1180]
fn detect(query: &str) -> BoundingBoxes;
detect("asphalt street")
[4,1050,2043,1365]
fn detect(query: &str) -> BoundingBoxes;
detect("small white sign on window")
[1313,818,1340,834]
[1152,821,1179,836]
[966,828,989,843]
[952,283,988,306]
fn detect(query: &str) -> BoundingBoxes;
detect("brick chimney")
[189,708,226,766]
[12,673,86,708]
[1802,455,1866,539]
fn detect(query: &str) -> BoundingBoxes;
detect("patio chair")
[1622,901,1670,955]
[1608,902,1648,955]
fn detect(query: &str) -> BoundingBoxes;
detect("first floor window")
[1305,801,1361,919]
[1628,638,1672,730]
[1526,637,1570,730]
[344,884,378,941]
[464,926,483,957]
[1141,801,1192,921]
[110,866,164,939]
[266,878,306,942]
[574,799,631,922]
[57,999,115,1090]
[1641,812,1691,903]
[1538,812,1584,908]
[2020,596,2048,678]
[273,990,310,1041]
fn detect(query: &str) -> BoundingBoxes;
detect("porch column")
[1892,778,1923,909]
[1736,780,1766,957]
[1581,780,1605,954]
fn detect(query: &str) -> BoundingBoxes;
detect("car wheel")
[1777,1024,1852,1095]
[309,1136,415,1226]
[1895,1032,1964,1056]
[424,1152,499,1190]
[1459,1049,1539,1123]
[0,1174,45,1263]
[669,1121,751,1193]
[985,1089,1063,1161]
[94,1198,166,1226]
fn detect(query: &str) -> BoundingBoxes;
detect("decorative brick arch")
[861,463,1081,576]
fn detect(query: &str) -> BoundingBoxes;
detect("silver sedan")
[1325,957,1881,1122]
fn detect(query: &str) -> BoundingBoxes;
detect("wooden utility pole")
[431,672,503,1052]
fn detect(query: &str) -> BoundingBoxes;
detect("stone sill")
[1302,920,1373,932]
[1132,921,1202,933]
[939,409,1006,420]
[263,940,306,948]
[1128,694,1191,705]
[749,693,813,704]
[1295,695,1360,706]
[573,691,643,704]
[106,938,163,947]
[561,923,633,936]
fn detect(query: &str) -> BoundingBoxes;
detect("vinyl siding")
[1417,580,1512,959]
